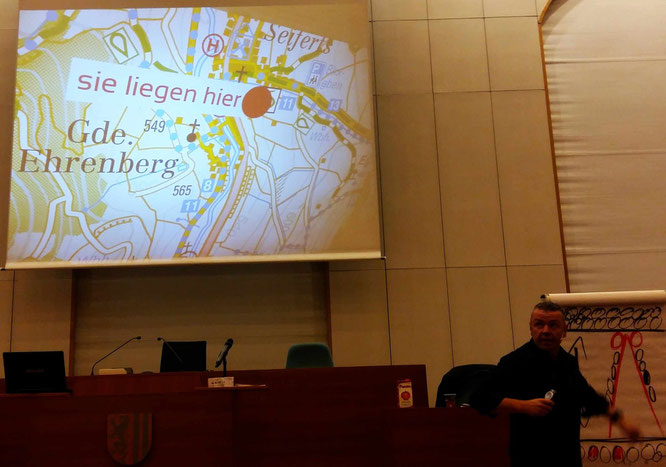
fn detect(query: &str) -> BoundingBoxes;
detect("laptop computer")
[3,351,69,394]
[159,341,207,372]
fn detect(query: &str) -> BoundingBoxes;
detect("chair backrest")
[285,343,334,369]
[435,364,496,407]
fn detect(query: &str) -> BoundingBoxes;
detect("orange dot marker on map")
[242,86,272,118]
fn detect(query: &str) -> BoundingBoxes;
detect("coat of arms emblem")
[107,413,152,465]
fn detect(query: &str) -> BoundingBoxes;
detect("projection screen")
[6,0,380,268]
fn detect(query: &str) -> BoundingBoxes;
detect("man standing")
[476,301,640,467]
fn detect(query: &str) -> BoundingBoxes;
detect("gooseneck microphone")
[90,336,141,376]
[215,338,234,376]
[157,337,183,363]
[214,338,234,369]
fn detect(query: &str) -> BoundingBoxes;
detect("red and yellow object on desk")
[397,379,413,408]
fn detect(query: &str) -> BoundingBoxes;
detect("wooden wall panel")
[11,270,73,372]
[429,19,489,93]
[447,267,514,365]
[492,90,563,266]
[372,0,428,20]
[427,0,483,19]
[373,20,432,95]
[507,264,566,347]
[387,267,452,406]
[483,0,536,17]
[485,17,544,90]
[435,92,504,267]
[75,263,328,374]
[377,94,445,269]
[329,268,391,366]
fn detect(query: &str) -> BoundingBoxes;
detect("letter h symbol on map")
[206,38,221,54]
[202,34,224,56]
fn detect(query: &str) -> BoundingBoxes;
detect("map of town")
[8,7,377,266]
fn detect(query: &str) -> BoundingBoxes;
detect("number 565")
[173,185,192,196]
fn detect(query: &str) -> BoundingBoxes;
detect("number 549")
[144,120,166,132]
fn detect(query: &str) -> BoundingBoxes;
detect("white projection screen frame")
[5,0,380,269]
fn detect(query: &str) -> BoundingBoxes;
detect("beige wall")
[329,0,567,405]
[0,0,567,406]
[0,269,73,377]
[74,263,328,375]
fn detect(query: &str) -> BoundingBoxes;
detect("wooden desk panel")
[235,406,386,467]
[228,365,429,408]
[0,391,234,467]
[233,406,509,467]
[68,371,207,395]
[58,365,429,409]
[0,366,509,466]
[383,408,510,467]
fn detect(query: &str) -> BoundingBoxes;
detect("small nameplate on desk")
[99,368,133,375]
[208,376,234,388]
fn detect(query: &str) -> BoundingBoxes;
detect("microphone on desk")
[157,337,184,363]
[215,338,234,369]
[90,336,141,376]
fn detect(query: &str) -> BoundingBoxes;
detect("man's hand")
[495,397,554,416]
[618,417,641,441]
[519,398,555,416]
[610,409,641,441]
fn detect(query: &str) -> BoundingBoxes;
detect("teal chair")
[285,343,334,369]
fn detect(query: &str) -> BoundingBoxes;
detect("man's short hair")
[534,301,563,313]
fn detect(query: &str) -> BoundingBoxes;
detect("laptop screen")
[3,351,68,394]
[159,341,207,372]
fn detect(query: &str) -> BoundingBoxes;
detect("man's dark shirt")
[475,340,609,467]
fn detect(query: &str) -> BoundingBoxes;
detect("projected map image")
[8,7,377,267]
